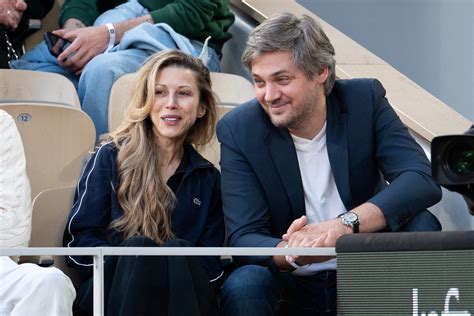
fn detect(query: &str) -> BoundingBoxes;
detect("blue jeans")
[10,0,221,138]
[220,265,337,316]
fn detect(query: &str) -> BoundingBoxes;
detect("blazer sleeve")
[366,79,442,230]
[217,117,282,267]
[63,144,115,278]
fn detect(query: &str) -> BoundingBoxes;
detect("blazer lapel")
[265,128,305,219]
[326,93,353,210]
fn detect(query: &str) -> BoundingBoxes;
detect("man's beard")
[266,88,319,130]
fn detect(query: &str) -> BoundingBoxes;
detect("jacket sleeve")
[366,79,442,230]
[63,144,115,277]
[196,170,225,285]
[217,117,282,267]
[196,171,224,248]
[59,0,100,27]
[149,0,217,35]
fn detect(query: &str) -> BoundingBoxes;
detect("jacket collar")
[175,144,213,175]
[264,116,306,219]
[326,89,352,209]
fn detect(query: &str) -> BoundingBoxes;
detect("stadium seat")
[27,186,81,286]
[0,69,80,108]
[0,103,95,198]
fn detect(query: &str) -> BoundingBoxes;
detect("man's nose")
[264,83,281,103]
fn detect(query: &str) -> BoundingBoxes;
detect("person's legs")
[9,42,79,88]
[166,239,219,316]
[220,265,280,316]
[276,270,337,316]
[74,237,217,316]
[220,265,337,316]
[0,257,76,316]
[9,0,149,89]
[74,236,169,316]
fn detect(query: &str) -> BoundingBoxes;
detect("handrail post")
[93,248,104,316]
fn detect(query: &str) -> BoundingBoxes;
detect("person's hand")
[0,0,27,30]
[282,215,349,266]
[53,25,111,74]
[286,229,342,266]
[282,215,307,241]
[63,18,85,31]
[284,216,350,248]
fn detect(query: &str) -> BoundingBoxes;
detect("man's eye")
[278,77,290,84]
[253,79,265,87]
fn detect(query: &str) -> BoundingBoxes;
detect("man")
[0,110,76,315]
[11,0,235,137]
[217,13,442,315]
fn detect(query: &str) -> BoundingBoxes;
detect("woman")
[63,50,223,315]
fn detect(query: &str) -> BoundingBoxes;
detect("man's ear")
[316,67,329,84]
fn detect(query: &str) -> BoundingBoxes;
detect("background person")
[0,0,54,68]
[0,109,76,316]
[11,0,235,137]
[217,13,442,315]
[63,50,224,315]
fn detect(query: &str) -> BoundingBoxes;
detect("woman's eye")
[178,90,192,96]
[155,89,165,96]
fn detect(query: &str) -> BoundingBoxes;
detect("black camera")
[431,125,474,214]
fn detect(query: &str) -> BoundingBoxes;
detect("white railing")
[0,247,337,316]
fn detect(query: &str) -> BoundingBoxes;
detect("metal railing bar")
[0,247,337,257]
[1,246,337,315]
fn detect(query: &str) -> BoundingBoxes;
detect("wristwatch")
[339,211,360,233]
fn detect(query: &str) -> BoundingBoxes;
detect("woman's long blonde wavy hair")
[108,50,217,245]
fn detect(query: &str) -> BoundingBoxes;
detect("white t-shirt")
[290,122,346,274]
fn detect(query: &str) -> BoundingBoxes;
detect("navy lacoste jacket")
[63,142,224,283]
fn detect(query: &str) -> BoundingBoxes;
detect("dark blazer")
[217,78,442,266]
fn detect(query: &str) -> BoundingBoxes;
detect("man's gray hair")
[242,12,336,95]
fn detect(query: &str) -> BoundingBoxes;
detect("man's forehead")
[250,51,298,77]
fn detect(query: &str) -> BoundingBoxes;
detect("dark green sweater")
[59,0,235,55]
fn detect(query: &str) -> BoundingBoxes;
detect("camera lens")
[444,141,474,179]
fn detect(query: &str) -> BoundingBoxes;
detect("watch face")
[344,212,358,223]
